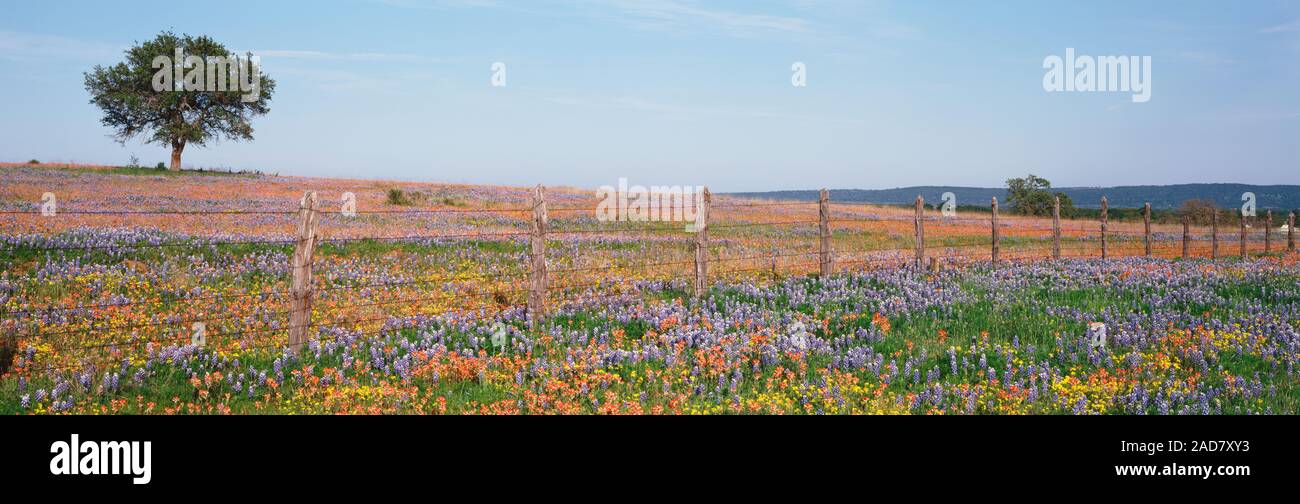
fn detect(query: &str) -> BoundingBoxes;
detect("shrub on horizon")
[386,188,412,206]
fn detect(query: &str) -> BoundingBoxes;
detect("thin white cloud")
[538,89,863,124]
[1259,20,1300,34]
[746,109,865,125]
[1224,110,1300,121]
[252,49,451,63]
[0,29,124,62]
[376,0,820,38]
[372,0,502,9]
[1174,50,1233,66]
[272,66,413,94]
[0,31,442,67]
[588,0,815,36]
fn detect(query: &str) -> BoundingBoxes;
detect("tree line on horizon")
[733,179,1300,223]
[1002,175,1290,226]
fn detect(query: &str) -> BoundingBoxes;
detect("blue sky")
[0,0,1296,191]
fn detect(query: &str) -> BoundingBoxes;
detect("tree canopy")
[84,31,274,171]
[1179,198,1221,225]
[1005,174,1073,217]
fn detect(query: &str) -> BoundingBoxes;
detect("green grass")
[318,238,524,257]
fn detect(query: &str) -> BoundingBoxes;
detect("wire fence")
[1,189,1296,377]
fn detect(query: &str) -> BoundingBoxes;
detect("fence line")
[3,186,1297,374]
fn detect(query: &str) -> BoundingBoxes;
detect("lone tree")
[84,32,274,171]
[1179,198,1220,226]
[1005,174,1073,217]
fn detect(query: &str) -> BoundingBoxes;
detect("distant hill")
[728,184,1300,210]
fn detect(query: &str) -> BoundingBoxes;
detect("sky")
[0,0,1296,191]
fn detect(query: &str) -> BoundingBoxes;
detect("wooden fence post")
[1290,212,1296,253]
[1265,210,1272,254]
[288,190,320,355]
[693,188,711,298]
[914,195,925,267]
[1100,197,1108,260]
[1239,214,1247,259]
[819,189,832,277]
[1052,196,1061,260]
[528,185,548,326]
[1212,211,1219,260]
[1182,217,1190,259]
[1143,202,1151,257]
[991,197,1000,264]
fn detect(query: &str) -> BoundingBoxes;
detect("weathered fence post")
[1052,196,1061,260]
[1100,197,1108,260]
[1182,216,1190,259]
[1290,212,1296,253]
[528,185,548,326]
[914,195,925,267]
[288,190,320,355]
[1239,214,1247,259]
[1265,210,1272,254]
[819,188,832,277]
[990,197,1000,264]
[1143,203,1152,257]
[693,187,711,298]
[1212,211,1219,260]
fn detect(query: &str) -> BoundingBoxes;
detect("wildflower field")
[2,165,1298,415]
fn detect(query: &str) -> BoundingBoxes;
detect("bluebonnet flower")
[52,381,68,400]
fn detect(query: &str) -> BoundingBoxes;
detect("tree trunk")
[170,142,185,172]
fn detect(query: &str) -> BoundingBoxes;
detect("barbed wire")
[0,209,298,215]
[6,197,1295,378]
[710,220,821,230]
[17,306,294,342]
[0,287,291,318]
[711,201,819,208]
[0,238,296,255]
[18,267,695,350]
[14,273,699,374]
